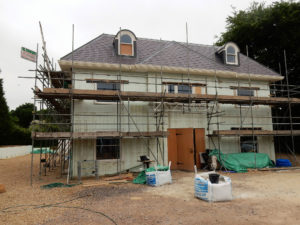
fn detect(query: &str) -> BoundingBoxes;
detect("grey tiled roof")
[61,34,280,77]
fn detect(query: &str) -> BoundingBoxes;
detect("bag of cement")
[146,162,172,186]
[194,171,232,202]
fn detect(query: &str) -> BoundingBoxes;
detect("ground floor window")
[240,136,258,153]
[96,138,120,160]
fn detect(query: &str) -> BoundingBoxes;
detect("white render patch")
[0,145,32,159]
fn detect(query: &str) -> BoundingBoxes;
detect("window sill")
[96,159,122,162]
[94,100,119,105]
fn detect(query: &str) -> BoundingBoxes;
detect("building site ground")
[1,154,300,225]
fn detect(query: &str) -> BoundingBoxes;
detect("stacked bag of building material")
[276,159,292,167]
[194,171,232,202]
[146,162,172,187]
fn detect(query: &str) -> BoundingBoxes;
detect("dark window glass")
[178,84,192,94]
[237,89,254,96]
[227,46,235,54]
[97,82,120,91]
[120,34,132,44]
[227,55,236,63]
[96,138,120,160]
[240,136,257,153]
[168,84,175,93]
[96,82,120,102]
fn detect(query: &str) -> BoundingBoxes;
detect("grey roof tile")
[61,34,280,77]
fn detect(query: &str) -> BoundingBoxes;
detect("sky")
[0,0,278,110]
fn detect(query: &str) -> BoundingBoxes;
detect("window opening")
[178,84,192,94]
[96,138,120,160]
[240,136,258,153]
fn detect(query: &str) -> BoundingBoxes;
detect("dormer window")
[226,46,236,63]
[216,42,240,66]
[113,29,137,57]
[120,34,133,55]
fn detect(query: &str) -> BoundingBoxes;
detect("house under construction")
[30,29,300,182]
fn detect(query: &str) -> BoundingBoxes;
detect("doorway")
[168,128,205,171]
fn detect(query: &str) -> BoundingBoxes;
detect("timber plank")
[211,130,300,136]
[36,88,300,105]
[32,131,168,140]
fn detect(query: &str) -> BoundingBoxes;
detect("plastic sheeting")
[40,182,77,189]
[133,165,169,184]
[209,149,274,172]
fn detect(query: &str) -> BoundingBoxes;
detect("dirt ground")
[1,154,300,225]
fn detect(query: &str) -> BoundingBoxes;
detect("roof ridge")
[98,33,215,47]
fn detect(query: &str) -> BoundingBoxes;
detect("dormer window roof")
[216,42,240,66]
[113,29,137,57]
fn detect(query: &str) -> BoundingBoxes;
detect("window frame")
[240,136,258,153]
[94,81,122,105]
[177,84,192,94]
[96,137,120,160]
[164,83,206,94]
[225,44,239,65]
[167,84,175,93]
[119,33,134,56]
[234,87,258,108]
[120,34,132,44]
[237,88,255,97]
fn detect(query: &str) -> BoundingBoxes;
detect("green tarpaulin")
[41,182,77,189]
[133,165,169,184]
[209,149,274,173]
[32,148,53,154]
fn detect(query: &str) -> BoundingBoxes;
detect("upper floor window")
[168,84,175,93]
[225,44,239,65]
[120,34,132,44]
[113,29,137,57]
[96,82,120,103]
[216,42,240,66]
[178,84,192,94]
[226,46,236,63]
[97,82,120,91]
[164,82,205,94]
[237,88,254,97]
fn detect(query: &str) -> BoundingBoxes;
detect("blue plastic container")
[276,159,292,167]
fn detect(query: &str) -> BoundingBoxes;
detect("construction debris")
[103,173,133,181]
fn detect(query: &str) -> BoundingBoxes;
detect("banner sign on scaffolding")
[21,47,37,63]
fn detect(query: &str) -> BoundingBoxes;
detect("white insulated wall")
[71,71,275,177]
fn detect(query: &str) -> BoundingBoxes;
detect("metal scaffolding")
[28,24,300,185]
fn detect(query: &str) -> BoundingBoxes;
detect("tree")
[217,1,300,84]
[0,79,31,145]
[216,1,300,154]
[11,103,34,128]
[0,79,13,145]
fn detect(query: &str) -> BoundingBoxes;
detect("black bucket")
[209,173,220,184]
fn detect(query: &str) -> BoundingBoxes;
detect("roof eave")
[58,60,284,82]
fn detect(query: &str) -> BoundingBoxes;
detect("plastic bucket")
[209,173,220,184]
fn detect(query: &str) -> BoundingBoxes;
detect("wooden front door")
[176,128,194,171]
[195,128,206,168]
[168,128,206,171]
